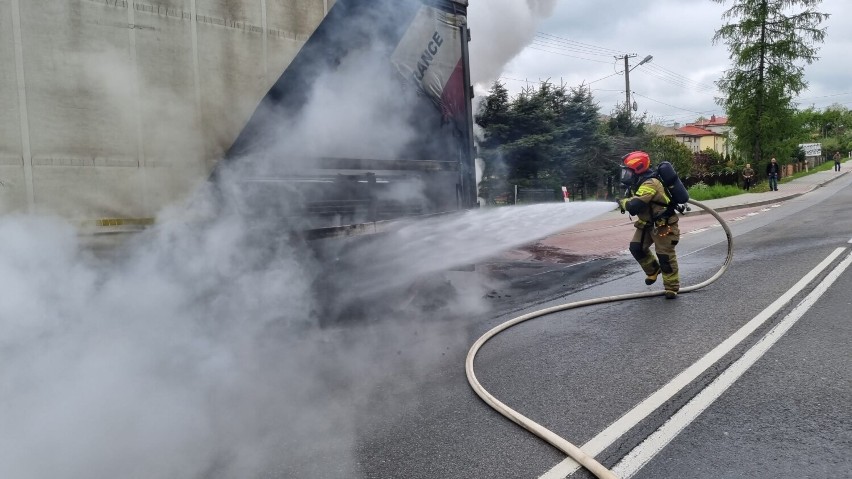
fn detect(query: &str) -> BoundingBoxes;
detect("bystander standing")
[742,163,755,191]
[766,157,780,191]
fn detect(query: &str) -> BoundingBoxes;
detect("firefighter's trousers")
[629,221,680,292]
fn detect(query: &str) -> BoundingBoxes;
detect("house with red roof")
[673,115,732,156]
[692,115,730,133]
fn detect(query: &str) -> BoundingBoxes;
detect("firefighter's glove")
[617,198,628,214]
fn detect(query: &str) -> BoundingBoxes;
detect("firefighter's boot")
[645,268,661,285]
[638,255,660,286]
[658,253,680,299]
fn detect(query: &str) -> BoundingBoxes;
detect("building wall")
[698,134,728,156]
[699,135,716,153]
[676,136,700,153]
[0,0,332,222]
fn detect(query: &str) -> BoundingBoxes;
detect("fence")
[515,187,561,204]
[684,156,830,188]
[489,186,564,205]
[490,156,834,205]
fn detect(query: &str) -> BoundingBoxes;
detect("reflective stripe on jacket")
[625,177,675,223]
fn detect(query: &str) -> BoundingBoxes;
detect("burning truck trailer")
[213,0,478,321]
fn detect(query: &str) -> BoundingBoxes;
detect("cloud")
[496,0,852,122]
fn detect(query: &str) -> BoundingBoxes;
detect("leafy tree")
[475,81,565,199]
[606,106,650,157]
[642,136,694,177]
[789,104,852,158]
[476,81,512,148]
[475,82,514,201]
[816,104,850,138]
[607,106,647,139]
[552,87,613,198]
[712,0,828,171]
[475,81,613,202]
[500,83,561,182]
[693,148,726,175]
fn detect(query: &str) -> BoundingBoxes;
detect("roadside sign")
[799,143,822,157]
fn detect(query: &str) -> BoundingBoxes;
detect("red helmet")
[622,151,651,174]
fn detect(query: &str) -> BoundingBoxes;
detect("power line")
[498,76,547,86]
[523,31,728,103]
[534,32,623,56]
[643,63,719,91]
[526,44,615,64]
[795,91,852,102]
[494,77,722,124]
[631,91,716,115]
[651,108,724,124]
[637,65,718,93]
[586,71,621,85]
[497,76,578,89]
[532,36,618,58]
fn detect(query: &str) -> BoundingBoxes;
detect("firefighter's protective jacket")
[623,177,678,227]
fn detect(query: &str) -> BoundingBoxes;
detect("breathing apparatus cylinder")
[657,161,689,204]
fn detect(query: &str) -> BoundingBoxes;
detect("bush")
[687,183,743,201]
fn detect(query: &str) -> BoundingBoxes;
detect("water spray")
[465,199,734,479]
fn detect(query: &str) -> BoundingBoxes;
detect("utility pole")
[615,53,637,116]
[621,54,635,111]
[615,53,653,120]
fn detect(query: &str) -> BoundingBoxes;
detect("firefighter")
[617,151,680,299]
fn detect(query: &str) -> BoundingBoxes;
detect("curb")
[685,170,849,216]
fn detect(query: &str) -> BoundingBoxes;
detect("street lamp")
[618,54,653,115]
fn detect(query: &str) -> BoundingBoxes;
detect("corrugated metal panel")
[0,0,329,224]
[0,0,474,232]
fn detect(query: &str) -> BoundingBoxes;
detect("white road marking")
[539,247,848,479]
[612,249,852,478]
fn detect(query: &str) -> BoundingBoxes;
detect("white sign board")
[799,143,822,157]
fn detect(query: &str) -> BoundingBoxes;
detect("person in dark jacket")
[766,157,780,191]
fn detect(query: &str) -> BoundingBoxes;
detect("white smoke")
[467,0,559,88]
[0,208,320,479]
[247,50,420,164]
[0,190,613,479]
[0,1,591,478]
[0,4,441,476]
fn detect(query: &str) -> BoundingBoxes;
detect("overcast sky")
[470,0,852,127]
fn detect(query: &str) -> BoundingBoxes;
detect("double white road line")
[541,246,852,479]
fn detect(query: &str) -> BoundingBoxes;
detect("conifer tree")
[712,0,827,168]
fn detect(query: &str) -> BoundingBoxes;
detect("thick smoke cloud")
[468,0,558,88]
[0,188,613,479]
[0,210,322,478]
[0,1,600,478]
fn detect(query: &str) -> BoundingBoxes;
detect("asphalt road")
[10,173,850,479]
[342,173,852,479]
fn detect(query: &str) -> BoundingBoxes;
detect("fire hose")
[465,199,734,479]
